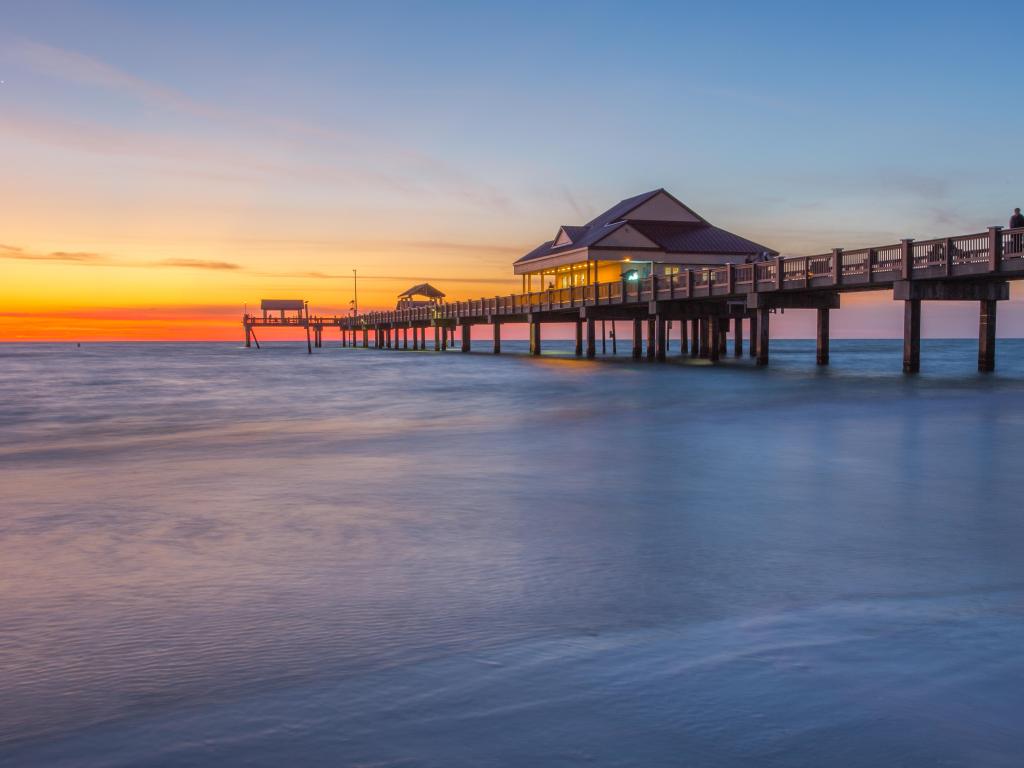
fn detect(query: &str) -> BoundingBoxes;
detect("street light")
[352,269,358,316]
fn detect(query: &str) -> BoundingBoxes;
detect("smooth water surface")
[2,340,1024,767]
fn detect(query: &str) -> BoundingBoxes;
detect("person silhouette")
[1010,208,1024,229]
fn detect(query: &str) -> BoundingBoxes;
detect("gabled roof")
[631,220,774,256]
[398,283,445,299]
[515,189,775,267]
[261,299,305,310]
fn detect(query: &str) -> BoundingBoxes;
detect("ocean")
[2,339,1024,767]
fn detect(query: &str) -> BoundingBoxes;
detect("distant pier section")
[244,189,1023,372]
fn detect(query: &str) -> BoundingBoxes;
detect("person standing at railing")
[1011,208,1024,254]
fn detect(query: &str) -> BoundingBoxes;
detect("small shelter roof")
[398,283,445,299]
[261,299,305,310]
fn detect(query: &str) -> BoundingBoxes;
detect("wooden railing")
[320,226,1024,329]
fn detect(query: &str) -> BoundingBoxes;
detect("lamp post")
[352,269,358,316]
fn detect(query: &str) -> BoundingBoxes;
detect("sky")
[2,0,1023,340]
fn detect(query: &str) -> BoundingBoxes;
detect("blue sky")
[2,0,1023,337]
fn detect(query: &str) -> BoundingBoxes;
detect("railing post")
[988,226,1003,272]
[944,237,954,277]
[726,264,734,294]
[774,257,783,290]
[686,269,694,298]
[831,248,843,286]
[900,238,914,280]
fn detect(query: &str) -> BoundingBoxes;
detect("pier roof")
[398,283,445,299]
[515,188,776,272]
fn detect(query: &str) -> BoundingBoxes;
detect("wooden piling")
[611,321,617,355]
[646,317,656,361]
[656,316,667,361]
[493,322,501,354]
[575,319,583,357]
[816,307,830,366]
[903,300,921,373]
[698,318,709,358]
[529,319,541,356]
[586,317,596,358]
[979,299,996,372]
[632,318,643,360]
[434,325,440,351]
[601,320,607,355]
[733,316,742,357]
[749,313,758,358]
[756,308,770,366]
[708,317,720,362]
[461,323,471,353]
[690,319,699,358]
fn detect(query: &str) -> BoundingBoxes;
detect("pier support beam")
[245,325,251,348]
[586,317,596,358]
[698,318,709,358]
[434,325,440,351]
[903,300,921,374]
[403,327,409,350]
[656,316,667,361]
[493,322,501,354]
[529,318,542,356]
[680,318,688,355]
[979,300,997,372]
[632,318,643,360]
[708,317,720,362]
[718,318,728,356]
[461,323,471,353]
[362,328,368,348]
[690,319,699,358]
[733,317,742,357]
[756,308,770,366]
[602,320,607,355]
[575,319,583,357]
[816,308,830,366]
[646,317,656,361]
[441,327,448,351]
[749,313,758,358]
[306,324,312,354]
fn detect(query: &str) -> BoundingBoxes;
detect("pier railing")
[323,226,1024,329]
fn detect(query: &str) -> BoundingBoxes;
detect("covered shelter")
[260,299,307,321]
[397,283,446,309]
[514,189,777,291]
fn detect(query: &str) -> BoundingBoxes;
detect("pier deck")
[244,225,1024,372]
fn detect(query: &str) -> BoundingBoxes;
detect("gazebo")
[396,283,446,309]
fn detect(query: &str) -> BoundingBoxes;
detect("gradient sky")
[3,0,1023,340]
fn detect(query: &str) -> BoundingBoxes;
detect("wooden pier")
[244,225,1024,373]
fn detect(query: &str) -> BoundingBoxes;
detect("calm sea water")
[3,339,1024,767]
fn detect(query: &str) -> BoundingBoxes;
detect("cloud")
[6,40,513,211]
[0,244,109,263]
[155,258,241,270]
[9,41,223,121]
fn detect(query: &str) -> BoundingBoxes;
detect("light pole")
[352,269,358,316]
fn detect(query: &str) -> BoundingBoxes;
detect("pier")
[243,190,1024,372]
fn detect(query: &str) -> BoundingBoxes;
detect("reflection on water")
[2,340,1024,767]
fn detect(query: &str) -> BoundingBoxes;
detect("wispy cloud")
[0,244,240,271]
[6,39,513,211]
[0,244,109,263]
[155,258,241,270]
